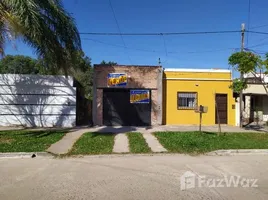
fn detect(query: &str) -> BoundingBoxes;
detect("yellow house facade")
[163,68,236,126]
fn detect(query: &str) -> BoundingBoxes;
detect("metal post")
[239,23,245,127]
[199,112,202,132]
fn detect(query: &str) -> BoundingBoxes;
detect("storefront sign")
[130,90,150,104]
[107,73,127,87]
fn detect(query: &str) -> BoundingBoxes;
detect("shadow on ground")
[90,132,116,137]
[244,125,268,133]
[94,126,154,134]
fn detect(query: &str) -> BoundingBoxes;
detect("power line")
[250,24,268,29]
[108,0,132,64]
[247,30,268,35]
[82,38,162,53]
[254,36,268,42]
[161,34,168,57]
[79,30,241,36]
[161,34,168,63]
[247,41,268,48]
[245,48,267,55]
[79,30,268,36]
[82,38,238,54]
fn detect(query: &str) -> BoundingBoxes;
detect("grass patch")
[128,132,151,153]
[155,132,268,154]
[0,129,66,152]
[70,132,115,155]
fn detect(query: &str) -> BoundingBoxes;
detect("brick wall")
[94,65,160,89]
[96,89,103,125]
[93,65,162,126]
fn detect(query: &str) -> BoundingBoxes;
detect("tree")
[228,51,268,94]
[0,0,81,74]
[71,52,93,99]
[0,53,93,99]
[229,78,248,93]
[0,55,41,74]
[100,60,117,65]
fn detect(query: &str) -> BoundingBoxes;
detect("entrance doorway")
[215,94,228,124]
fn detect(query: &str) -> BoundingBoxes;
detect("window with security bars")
[177,92,197,109]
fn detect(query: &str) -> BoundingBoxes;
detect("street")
[1,155,268,200]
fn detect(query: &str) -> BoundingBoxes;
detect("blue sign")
[107,73,127,87]
[130,90,150,104]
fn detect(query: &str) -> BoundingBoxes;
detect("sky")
[4,0,268,72]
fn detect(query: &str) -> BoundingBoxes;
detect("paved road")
[1,155,268,200]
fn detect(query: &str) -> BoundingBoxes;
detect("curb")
[64,153,188,159]
[206,149,268,156]
[0,152,53,158]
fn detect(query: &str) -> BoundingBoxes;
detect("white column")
[244,96,251,120]
[235,98,240,126]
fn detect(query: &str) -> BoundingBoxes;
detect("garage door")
[103,88,151,126]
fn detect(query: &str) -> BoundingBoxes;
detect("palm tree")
[0,0,81,73]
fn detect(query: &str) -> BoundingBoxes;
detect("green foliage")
[128,132,151,153]
[228,52,262,73]
[70,132,115,155]
[0,129,66,152]
[228,51,268,94]
[71,52,93,99]
[155,132,268,154]
[0,0,81,73]
[0,53,93,99]
[229,78,247,93]
[100,60,117,65]
[0,55,42,74]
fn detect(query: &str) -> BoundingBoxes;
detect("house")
[92,65,238,126]
[92,65,162,126]
[163,68,236,125]
[242,73,268,124]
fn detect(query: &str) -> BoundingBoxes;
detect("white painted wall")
[244,73,268,83]
[263,96,268,122]
[235,100,240,126]
[243,84,267,95]
[0,74,76,127]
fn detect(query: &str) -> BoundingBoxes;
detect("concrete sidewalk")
[150,125,267,133]
[142,132,167,153]
[47,128,93,155]
[42,124,267,155]
[88,125,267,133]
[113,134,129,153]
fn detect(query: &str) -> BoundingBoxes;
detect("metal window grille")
[177,92,197,109]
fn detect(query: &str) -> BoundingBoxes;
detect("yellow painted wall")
[163,71,236,126]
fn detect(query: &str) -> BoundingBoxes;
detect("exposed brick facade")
[93,65,162,126]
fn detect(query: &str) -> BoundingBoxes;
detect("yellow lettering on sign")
[130,92,149,103]
[108,79,112,86]
[108,75,127,86]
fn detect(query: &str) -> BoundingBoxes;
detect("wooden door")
[215,94,228,124]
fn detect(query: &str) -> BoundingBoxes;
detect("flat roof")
[94,64,160,68]
[164,68,231,73]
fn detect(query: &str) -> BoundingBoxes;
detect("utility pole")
[239,23,245,127]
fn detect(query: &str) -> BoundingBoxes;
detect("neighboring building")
[92,65,162,126]
[242,73,268,124]
[0,74,76,127]
[163,68,236,125]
